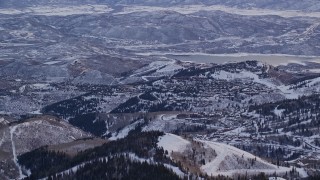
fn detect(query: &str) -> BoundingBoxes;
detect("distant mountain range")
[1,0,320,12]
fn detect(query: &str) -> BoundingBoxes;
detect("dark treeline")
[249,94,320,138]
[68,113,106,136]
[249,94,320,116]
[18,131,175,179]
[42,93,100,119]
[48,155,180,180]
[174,61,264,78]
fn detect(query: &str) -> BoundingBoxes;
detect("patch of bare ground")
[48,138,108,157]
[268,67,294,85]
[171,139,217,175]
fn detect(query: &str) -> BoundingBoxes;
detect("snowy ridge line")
[4,118,91,179]
[3,4,320,18]
[43,157,108,180]
[127,153,186,177]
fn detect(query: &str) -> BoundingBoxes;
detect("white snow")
[0,5,113,16]
[164,164,186,177]
[0,117,6,124]
[129,60,182,79]
[308,69,320,73]
[212,70,275,89]
[306,77,320,86]
[274,106,285,117]
[269,177,286,180]
[224,126,251,137]
[296,168,309,178]
[157,133,190,154]
[52,153,185,178]
[109,120,142,140]
[5,118,89,159]
[211,70,305,99]
[277,85,301,99]
[29,83,50,90]
[127,153,186,177]
[158,134,292,177]
[211,70,236,80]
[0,132,5,147]
[43,61,61,65]
[50,157,106,178]
[29,110,42,115]
[199,140,291,177]
[142,113,183,132]
[128,153,186,177]
[19,85,26,93]
[10,126,26,179]
[115,5,320,18]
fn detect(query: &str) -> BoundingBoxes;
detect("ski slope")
[200,140,291,177]
[158,133,190,154]
[158,133,292,177]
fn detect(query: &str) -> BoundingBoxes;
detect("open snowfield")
[158,133,293,177]
[200,140,291,177]
[158,133,190,154]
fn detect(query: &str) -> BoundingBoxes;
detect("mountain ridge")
[1,0,320,12]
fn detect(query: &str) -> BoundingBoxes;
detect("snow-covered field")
[158,133,190,154]
[200,140,291,177]
[158,133,293,177]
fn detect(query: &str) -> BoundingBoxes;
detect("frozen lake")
[166,53,320,66]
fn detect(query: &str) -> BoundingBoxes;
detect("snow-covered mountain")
[0,115,92,179]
